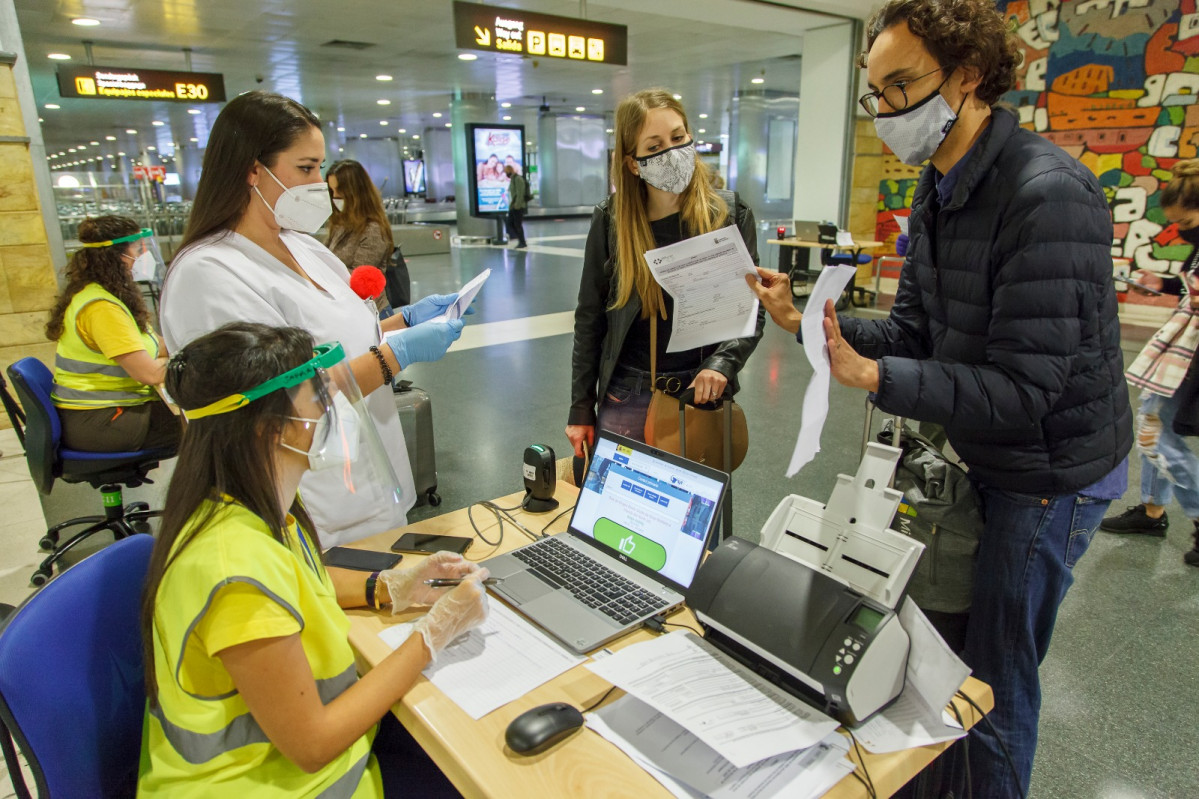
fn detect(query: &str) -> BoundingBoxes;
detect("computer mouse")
[504,702,585,755]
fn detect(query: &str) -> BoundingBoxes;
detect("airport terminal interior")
[0,0,1195,797]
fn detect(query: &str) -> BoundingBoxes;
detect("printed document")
[643,225,759,352]
[588,695,856,799]
[585,630,839,769]
[435,268,490,322]
[378,600,583,719]
[852,598,972,753]
[787,264,857,476]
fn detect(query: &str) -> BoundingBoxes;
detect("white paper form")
[894,215,910,236]
[377,600,583,720]
[587,695,856,799]
[435,268,490,322]
[643,224,759,353]
[787,264,857,476]
[851,598,972,754]
[585,630,839,769]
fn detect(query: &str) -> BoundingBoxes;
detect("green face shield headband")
[182,342,345,421]
[77,228,154,248]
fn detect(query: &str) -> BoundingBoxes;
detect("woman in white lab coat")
[161,91,463,545]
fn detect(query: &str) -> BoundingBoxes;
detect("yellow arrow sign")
[474,25,491,46]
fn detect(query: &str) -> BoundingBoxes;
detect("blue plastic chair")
[0,534,154,798]
[6,358,175,586]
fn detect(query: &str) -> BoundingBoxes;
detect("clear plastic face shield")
[182,342,404,503]
[78,227,166,283]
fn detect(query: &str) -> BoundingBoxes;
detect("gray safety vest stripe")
[150,666,359,765]
[316,751,372,799]
[50,384,144,402]
[54,353,128,378]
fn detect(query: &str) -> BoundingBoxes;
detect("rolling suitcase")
[675,387,736,547]
[393,380,440,507]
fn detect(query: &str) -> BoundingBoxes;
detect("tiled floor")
[0,220,1192,797]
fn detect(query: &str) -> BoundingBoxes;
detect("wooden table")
[345,482,993,798]
[768,237,885,308]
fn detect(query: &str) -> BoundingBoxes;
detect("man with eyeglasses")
[749,1,1130,796]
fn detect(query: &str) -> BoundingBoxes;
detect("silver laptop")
[483,432,729,653]
[793,220,823,242]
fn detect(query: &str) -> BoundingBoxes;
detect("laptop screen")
[569,433,729,591]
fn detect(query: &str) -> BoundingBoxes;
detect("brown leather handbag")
[643,319,749,471]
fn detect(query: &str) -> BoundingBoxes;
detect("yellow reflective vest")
[139,500,382,797]
[51,283,158,410]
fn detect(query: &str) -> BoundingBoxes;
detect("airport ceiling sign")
[56,66,227,103]
[452,1,627,65]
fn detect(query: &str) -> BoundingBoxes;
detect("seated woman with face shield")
[45,215,180,453]
[139,322,488,797]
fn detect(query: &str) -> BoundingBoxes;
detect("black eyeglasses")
[859,66,949,118]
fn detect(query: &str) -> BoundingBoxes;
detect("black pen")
[423,577,503,587]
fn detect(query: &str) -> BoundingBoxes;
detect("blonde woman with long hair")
[566,88,764,458]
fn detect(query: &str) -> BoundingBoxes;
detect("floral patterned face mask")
[635,140,696,194]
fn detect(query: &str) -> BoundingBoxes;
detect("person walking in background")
[326,159,410,310]
[566,88,764,461]
[1101,159,1199,568]
[748,1,1130,794]
[46,215,180,453]
[505,163,528,249]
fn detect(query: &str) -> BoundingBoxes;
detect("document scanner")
[687,443,925,726]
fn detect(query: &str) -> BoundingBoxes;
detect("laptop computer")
[792,220,823,242]
[483,432,730,653]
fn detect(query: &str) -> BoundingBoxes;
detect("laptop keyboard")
[512,537,670,625]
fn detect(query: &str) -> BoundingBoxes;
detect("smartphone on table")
[390,533,473,555]
[323,547,403,572]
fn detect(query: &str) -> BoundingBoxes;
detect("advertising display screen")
[403,159,426,195]
[466,124,524,215]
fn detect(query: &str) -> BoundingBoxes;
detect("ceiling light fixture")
[376,74,393,81]
[398,128,406,133]
[444,122,451,127]
[44,103,60,110]
[47,53,71,60]
[502,115,511,121]
[152,120,164,126]
[699,113,708,119]
[377,99,390,105]
[337,126,345,132]
[189,137,198,142]
[501,102,512,108]
[360,133,368,138]
[575,106,585,112]
[432,112,442,118]
[458,53,478,61]
[125,128,136,134]
[71,17,100,26]
[592,88,603,95]
[187,108,201,115]
[380,120,388,125]
[672,93,682,100]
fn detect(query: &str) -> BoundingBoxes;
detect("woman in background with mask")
[45,215,179,453]
[566,88,764,459]
[161,91,463,546]
[1101,159,1199,568]
[140,322,487,796]
[326,159,409,310]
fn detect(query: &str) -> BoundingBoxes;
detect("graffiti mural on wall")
[874,0,1199,307]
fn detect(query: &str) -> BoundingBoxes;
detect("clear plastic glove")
[386,318,464,370]
[411,570,490,661]
[401,293,476,326]
[894,233,910,257]
[378,550,481,613]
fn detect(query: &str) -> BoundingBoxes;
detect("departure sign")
[56,66,226,103]
[452,1,627,65]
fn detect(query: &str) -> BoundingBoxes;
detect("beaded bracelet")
[369,345,393,386]
[365,571,382,610]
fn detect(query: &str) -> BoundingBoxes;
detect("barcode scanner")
[522,445,558,512]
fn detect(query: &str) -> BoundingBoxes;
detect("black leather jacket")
[568,191,765,427]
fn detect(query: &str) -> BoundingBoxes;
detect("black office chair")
[5,358,176,586]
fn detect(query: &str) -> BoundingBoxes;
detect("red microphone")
[349,265,386,301]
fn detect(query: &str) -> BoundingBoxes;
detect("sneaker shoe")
[1185,523,1199,567]
[1099,504,1169,537]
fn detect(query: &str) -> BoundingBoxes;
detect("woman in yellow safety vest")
[139,322,489,797]
[44,215,179,452]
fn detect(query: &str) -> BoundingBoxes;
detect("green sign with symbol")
[593,517,667,570]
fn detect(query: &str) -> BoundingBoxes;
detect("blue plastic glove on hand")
[895,233,910,257]
[401,292,477,326]
[387,319,464,370]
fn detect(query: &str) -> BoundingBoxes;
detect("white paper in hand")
[434,268,490,322]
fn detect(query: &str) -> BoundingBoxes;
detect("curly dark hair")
[45,215,154,341]
[861,0,1023,106]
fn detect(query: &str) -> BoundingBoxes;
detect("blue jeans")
[1137,390,1199,518]
[964,484,1108,799]
[596,367,695,443]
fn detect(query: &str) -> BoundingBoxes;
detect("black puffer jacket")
[841,108,1131,494]
[568,191,765,427]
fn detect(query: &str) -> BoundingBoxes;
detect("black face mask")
[1181,225,1199,247]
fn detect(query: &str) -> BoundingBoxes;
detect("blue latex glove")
[401,293,476,327]
[895,233,910,256]
[386,319,464,370]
